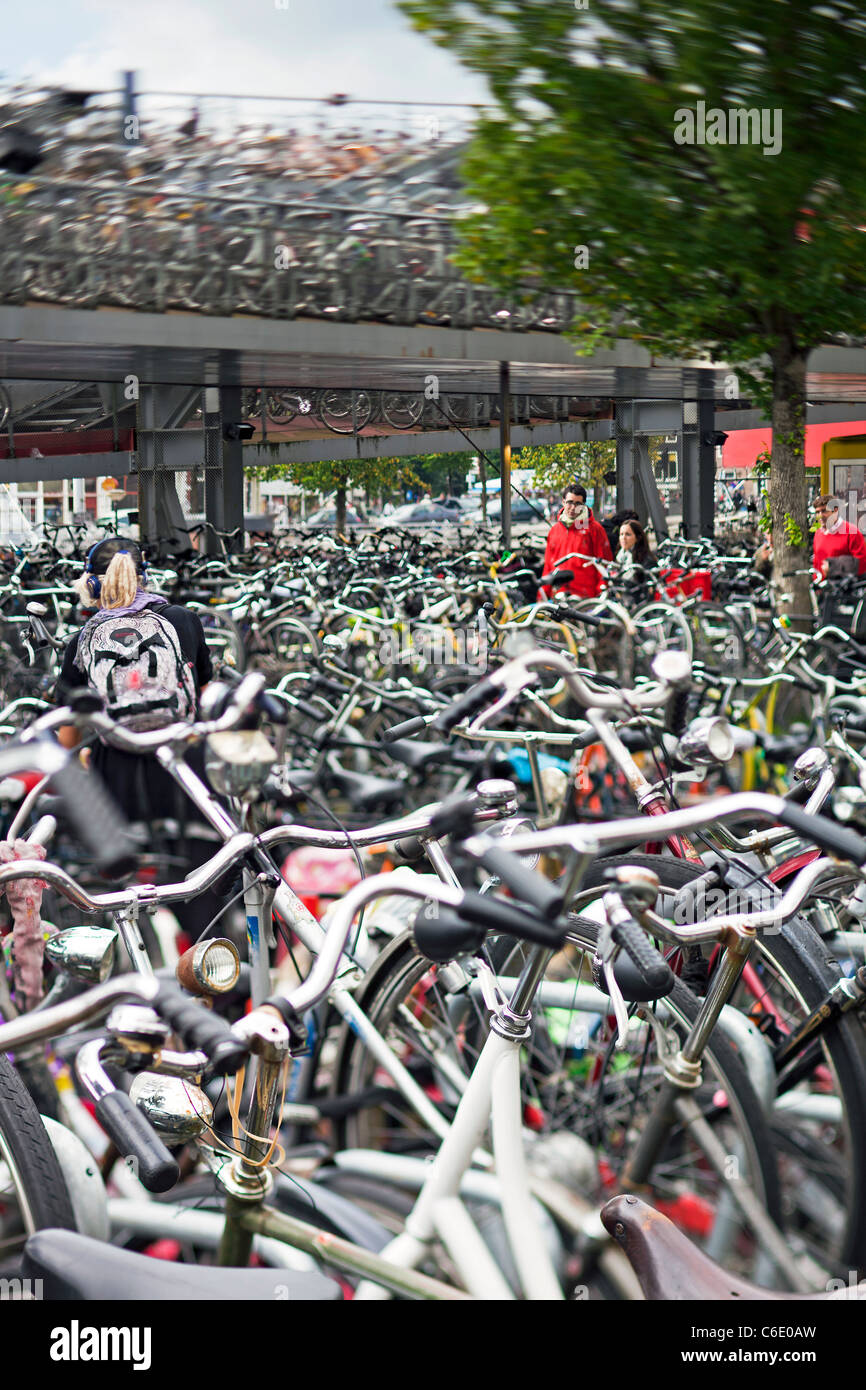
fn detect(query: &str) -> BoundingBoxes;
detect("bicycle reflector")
[176,939,241,996]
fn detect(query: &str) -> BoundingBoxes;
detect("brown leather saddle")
[601,1195,866,1300]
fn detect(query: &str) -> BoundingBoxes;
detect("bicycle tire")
[252,617,320,683]
[571,853,866,1274]
[687,601,747,677]
[0,1053,76,1240]
[630,599,692,677]
[193,608,247,671]
[380,392,424,430]
[328,926,784,1285]
[318,391,373,434]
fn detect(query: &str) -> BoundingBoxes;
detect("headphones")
[84,542,147,600]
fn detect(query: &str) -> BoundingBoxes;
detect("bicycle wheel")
[571,853,866,1276]
[194,608,246,671]
[0,1054,76,1247]
[558,599,635,686]
[686,602,746,677]
[265,390,313,425]
[318,391,373,434]
[251,617,320,683]
[380,393,424,430]
[329,925,783,1286]
[630,600,692,678]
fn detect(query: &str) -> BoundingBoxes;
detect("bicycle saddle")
[539,568,574,588]
[325,764,406,809]
[23,1230,343,1301]
[600,1196,866,1300]
[385,739,485,773]
[757,733,811,762]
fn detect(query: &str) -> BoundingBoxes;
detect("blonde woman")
[57,538,217,933]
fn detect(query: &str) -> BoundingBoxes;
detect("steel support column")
[136,384,200,555]
[681,397,716,539]
[633,437,670,541]
[205,385,245,553]
[615,402,671,537]
[498,362,512,548]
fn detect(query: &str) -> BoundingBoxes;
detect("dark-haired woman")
[616,519,655,573]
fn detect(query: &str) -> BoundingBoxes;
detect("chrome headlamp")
[204,729,277,800]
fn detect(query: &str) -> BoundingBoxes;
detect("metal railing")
[0,174,576,330]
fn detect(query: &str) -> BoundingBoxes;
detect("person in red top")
[539,484,613,600]
[813,495,866,577]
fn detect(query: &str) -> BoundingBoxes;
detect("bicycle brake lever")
[595,915,630,1046]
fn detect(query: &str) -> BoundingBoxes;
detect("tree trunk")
[769,340,811,630]
[335,484,347,537]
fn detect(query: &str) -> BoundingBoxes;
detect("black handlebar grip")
[291,698,331,726]
[456,890,567,949]
[430,676,498,735]
[412,904,486,964]
[777,804,866,864]
[557,606,606,628]
[383,716,427,743]
[47,757,138,878]
[664,688,691,738]
[610,920,675,995]
[256,690,289,725]
[470,844,564,920]
[669,870,720,924]
[155,983,249,1075]
[216,663,287,724]
[94,1091,179,1193]
[311,674,350,699]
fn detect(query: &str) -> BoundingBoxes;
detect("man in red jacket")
[539,484,613,600]
[813,495,866,577]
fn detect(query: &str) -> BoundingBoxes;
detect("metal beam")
[681,398,716,539]
[137,384,202,551]
[244,419,598,468]
[499,362,511,547]
[0,452,135,484]
[634,437,669,540]
[619,400,684,436]
[614,402,669,530]
[207,386,245,553]
[715,402,866,433]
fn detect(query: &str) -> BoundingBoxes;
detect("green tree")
[400,450,475,497]
[249,453,418,535]
[517,440,615,509]
[400,0,866,609]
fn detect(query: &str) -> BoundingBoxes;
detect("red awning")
[0,429,134,459]
[722,421,866,472]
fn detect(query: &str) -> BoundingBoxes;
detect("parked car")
[376,502,470,529]
[482,496,545,525]
[304,504,366,529]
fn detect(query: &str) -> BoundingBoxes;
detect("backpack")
[77,607,197,732]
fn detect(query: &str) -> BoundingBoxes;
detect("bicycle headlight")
[204,729,277,799]
[675,716,736,766]
[176,938,241,995]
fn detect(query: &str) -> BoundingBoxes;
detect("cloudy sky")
[5,0,490,109]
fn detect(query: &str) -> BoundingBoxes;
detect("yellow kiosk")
[821,434,866,524]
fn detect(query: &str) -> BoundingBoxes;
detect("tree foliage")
[400,0,866,601]
[517,440,615,498]
[248,452,419,534]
